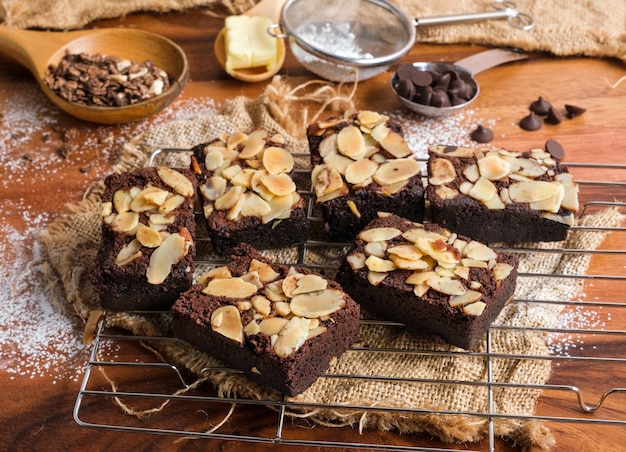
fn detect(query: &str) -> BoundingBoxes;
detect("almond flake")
[358,227,402,242]
[259,317,290,336]
[364,241,387,258]
[203,277,258,299]
[211,306,244,344]
[468,177,498,202]
[405,270,438,285]
[503,155,547,178]
[323,153,355,175]
[226,131,248,150]
[157,167,194,197]
[214,186,243,211]
[508,180,560,203]
[463,301,486,316]
[230,168,257,189]
[261,173,296,197]
[337,125,366,158]
[373,158,421,186]
[493,262,515,282]
[111,211,139,233]
[113,189,133,213]
[345,158,379,185]
[367,271,388,285]
[346,252,366,270]
[238,136,266,160]
[136,224,163,248]
[380,131,411,158]
[263,146,294,175]
[427,276,466,296]
[290,288,345,318]
[251,295,272,316]
[200,176,228,201]
[365,255,396,273]
[555,172,579,211]
[463,241,497,261]
[312,164,345,196]
[449,290,483,307]
[159,194,186,213]
[318,134,339,159]
[389,254,429,270]
[477,154,511,180]
[249,259,281,283]
[146,232,187,284]
[273,317,310,357]
[115,239,143,266]
[435,186,459,200]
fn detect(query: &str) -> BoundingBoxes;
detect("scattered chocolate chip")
[565,104,586,118]
[519,111,542,131]
[529,96,551,115]
[545,139,565,160]
[544,106,563,125]
[470,125,494,143]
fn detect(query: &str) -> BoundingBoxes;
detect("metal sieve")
[269,0,535,82]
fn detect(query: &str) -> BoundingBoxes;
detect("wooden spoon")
[0,26,189,124]
[213,0,287,83]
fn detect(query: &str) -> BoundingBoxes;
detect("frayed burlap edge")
[37,77,624,450]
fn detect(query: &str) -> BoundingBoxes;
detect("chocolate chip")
[529,96,551,115]
[430,88,450,107]
[410,70,433,87]
[396,63,415,80]
[470,125,494,143]
[545,139,565,160]
[519,111,542,131]
[434,72,451,90]
[544,106,563,125]
[565,104,586,118]
[395,78,415,100]
[417,85,433,106]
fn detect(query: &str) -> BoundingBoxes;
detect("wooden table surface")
[1,8,625,452]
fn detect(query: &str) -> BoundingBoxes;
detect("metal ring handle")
[492,1,536,30]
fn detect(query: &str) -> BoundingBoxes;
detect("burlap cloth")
[37,77,624,449]
[1,0,625,63]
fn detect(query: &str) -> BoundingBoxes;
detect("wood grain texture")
[1,8,625,452]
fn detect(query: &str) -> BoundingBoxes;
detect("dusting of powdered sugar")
[0,78,217,381]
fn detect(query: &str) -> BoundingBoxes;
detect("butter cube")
[225,15,277,74]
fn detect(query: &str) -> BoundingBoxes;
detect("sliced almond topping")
[136,224,163,248]
[468,177,498,202]
[264,280,288,301]
[427,276,466,296]
[251,294,272,316]
[449,290,483,307]
[238,136,266,160]
[503,156,547,178]
[249,259,281,283]
[323,153,355,176]
[459,181,474,195]
[435,186,459,200]
[367,271,388,285]
[211,305,244,344]
[413,283,430,297]
[259,317,290,336]
[241,192,272,217]
[290,288,345,318]
[214,185,243,211]
[387,244,423,261]
[401,227,445,244]
[344,158,379,185]
[315,185,349,203]
[346,199,361,218]
[463,301,487,316]
[273,317,310,358]
[146,232,187,284]
[261,192,296,223]
[101,201,113,217]
[157,167,194,197]
[482,193,506,210]
[463,241,497,261]
[389,255,430,270]
[307,326,328,340]
[203,276,258,298]
[463,164,480,183]
[493,262,515,282]
[373,158,421,186]
[428,158,456,186]
[241,271,264,290]
[261,173,296,197]
[508,180,560,203]
[230,168,256,189]
[283,273,328,297]
[358,227,402,242]
[200,176,227,201]
[197,265,232,286]
[111,211,139,233]
[357,110,385,128]
[244,320,261,336]
[461,258,489,268]
[370,122,390,143]
[365,255,396,273]
[221,164,243,181]
[312,164,345,196]
[226,131,248,150]
[318,134,339,159]
[529,183,564,213]
[429,145,475,158]
[115,239,143,266]
[346,252,367,270]
[113,189,133,213]
[364,240,388,258]
[159,194,185,214]
[405,270,438,285]
[454,266,470,280]
[413,236,461,266]
[380,131,411,158]
[263,146,294,175]
[337,125,366,158]
[205,149,225,170]
[555,172,579,211]
[477,154,511,180]
[274,301,291,316]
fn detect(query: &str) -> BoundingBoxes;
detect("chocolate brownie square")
[191,130,309,256]
[91,166,197,311]
[336,214,518,350]
[307,110,425,242]
[426,145,579,243]
[171,243,360,396]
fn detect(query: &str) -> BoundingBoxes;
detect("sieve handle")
[414,1,535,31]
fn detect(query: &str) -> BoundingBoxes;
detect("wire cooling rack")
[74,151,626,451]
